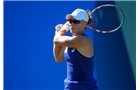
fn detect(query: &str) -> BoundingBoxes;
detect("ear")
[82,22,87,29]
[84,22,88,27]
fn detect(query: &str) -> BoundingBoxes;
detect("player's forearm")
[53,23,69,62]
[53,29,66,58]
[53,44,62,61]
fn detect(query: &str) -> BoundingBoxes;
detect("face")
[67,16,88,35]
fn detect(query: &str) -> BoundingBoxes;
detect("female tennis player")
[53,8,99,90]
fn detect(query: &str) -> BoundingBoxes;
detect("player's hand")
[55,24,63,34]
[55,22,70,36]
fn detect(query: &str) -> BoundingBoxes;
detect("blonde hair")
[83,10,93,30]
[86,10,93,25]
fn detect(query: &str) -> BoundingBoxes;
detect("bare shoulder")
[76,35,94,57]
[73,34,93,48]
[77,35,92,44]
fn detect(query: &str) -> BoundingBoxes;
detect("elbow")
[53,39,58,45]
[55,59,64,63]
[53,40,62,46]
[54,57,64,62]
[53,40,57,44]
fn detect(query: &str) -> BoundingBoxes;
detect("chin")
[70,30,77,35]
[69,30,73,34]
[70,29,75,33]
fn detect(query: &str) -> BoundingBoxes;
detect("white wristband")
[60,22,70,32]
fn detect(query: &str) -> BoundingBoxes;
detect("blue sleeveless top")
[64,34,99,90]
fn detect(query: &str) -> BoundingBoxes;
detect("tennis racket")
[87,4,124,33]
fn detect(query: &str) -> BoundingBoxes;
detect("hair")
[85,10,93,29]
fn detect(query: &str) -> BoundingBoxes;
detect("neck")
[72,29,85,36]
[72,32,84,36]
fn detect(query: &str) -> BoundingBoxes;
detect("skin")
[53,16,94,62]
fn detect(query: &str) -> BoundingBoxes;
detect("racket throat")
[88,24,96,30]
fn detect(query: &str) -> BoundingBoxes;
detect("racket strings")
[86,4,124,33]
[86,10,93,26]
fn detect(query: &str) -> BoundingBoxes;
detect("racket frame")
[88,4,124,33]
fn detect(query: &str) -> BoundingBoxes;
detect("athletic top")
[64,34,99,90]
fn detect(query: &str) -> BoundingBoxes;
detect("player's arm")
[53,35,88,48]
[53,23,68,62]
[53,45,66,62]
